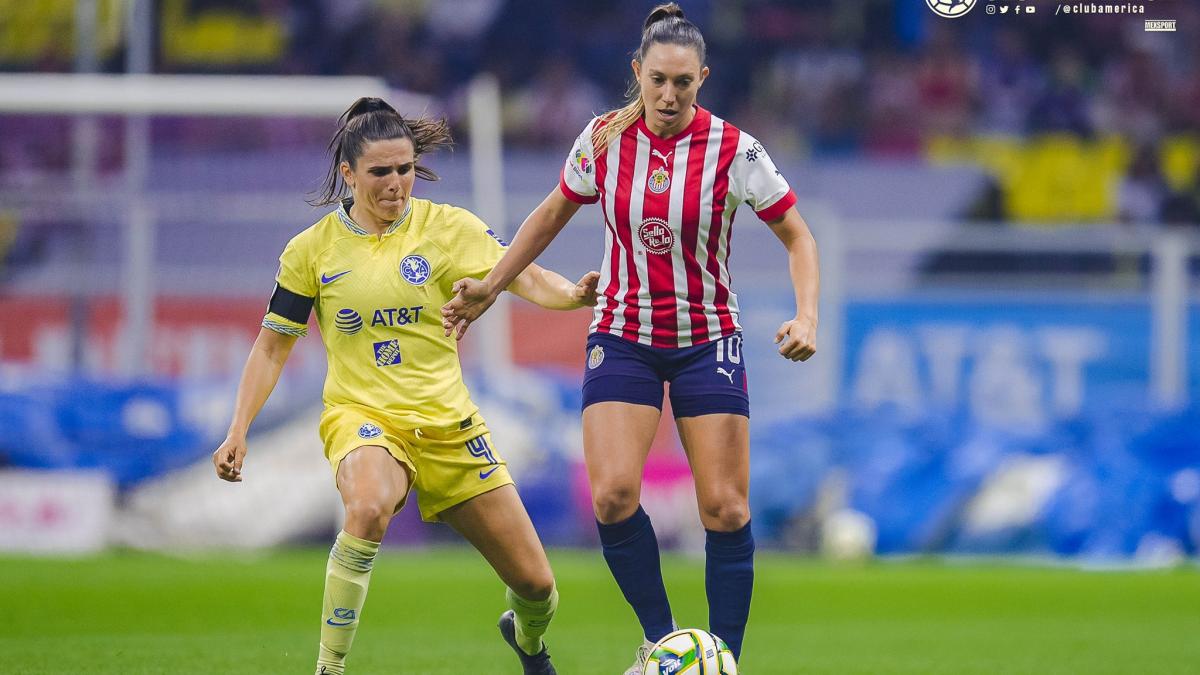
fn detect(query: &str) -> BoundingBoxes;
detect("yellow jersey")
[262,197,507,428]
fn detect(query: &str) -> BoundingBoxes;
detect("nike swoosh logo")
[325,618,355,627]
[479,466,500,480]
[321,270,352,284]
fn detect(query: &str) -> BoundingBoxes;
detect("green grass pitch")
[2,548,1198,674]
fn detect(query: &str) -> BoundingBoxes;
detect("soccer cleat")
[623,638,656,675]
[498,610,557,675]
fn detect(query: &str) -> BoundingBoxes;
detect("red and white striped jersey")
[559,105,797,348]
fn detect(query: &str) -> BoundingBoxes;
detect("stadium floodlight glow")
[0,73,432,117]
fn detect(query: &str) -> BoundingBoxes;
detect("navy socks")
[705,520,754,660]
[596,505,676,642]
[598,507,756,658]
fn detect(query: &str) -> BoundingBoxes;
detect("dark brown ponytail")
[310,97,454,206]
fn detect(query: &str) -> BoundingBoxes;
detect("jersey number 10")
[715,335,742,364]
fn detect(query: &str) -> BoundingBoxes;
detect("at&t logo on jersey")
[358,423,383,439]
[373,339,402,367]
[335,309,363,335]
[638,217,675,254]
[647,167,671,194]
[400,255,431,285]
[371,306,423,328]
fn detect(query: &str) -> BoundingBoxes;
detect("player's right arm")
[213,328,297,482]
[215,231,316,482]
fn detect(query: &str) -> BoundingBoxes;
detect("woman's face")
[633,42,708,137]
[341,137,417,225]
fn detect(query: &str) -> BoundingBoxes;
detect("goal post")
[0,74,402,117]
[0,73,472,376]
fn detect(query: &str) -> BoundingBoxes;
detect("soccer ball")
[644,628,738,675]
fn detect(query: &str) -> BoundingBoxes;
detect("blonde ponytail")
[591,98,644,157]
[591,2,704,158]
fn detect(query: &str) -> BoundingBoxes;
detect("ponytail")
[644,2,686,30]
[310,96,453,206]
[590,2,705,157]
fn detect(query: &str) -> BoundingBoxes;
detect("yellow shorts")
[319,404,513,522]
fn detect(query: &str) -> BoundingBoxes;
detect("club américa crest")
[400,255,431,285]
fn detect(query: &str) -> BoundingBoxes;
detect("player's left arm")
[507,263,600,311]
[766,207,819,362]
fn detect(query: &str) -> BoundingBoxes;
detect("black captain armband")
[267,283,315,324]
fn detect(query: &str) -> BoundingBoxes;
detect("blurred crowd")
[2,0,1199,224]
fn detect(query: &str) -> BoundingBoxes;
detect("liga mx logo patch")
[373,339,402,367]
[588,344,604,369]
[574,148,592,175]
[358,423,382,439]
[400,255,431,285]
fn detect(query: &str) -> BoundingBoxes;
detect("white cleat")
[623,638,656,675]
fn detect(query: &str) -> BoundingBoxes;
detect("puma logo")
[651,148,674,168]
[716,367,735,384]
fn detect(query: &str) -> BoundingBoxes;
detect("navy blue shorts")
[581,332,749,418]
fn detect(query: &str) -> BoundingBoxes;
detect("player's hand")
[441,277,498,340]
[212,434,248,482]
[774,316,817,362]
[572,270,601,308]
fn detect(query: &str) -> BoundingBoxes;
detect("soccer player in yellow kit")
[212,97,597,675]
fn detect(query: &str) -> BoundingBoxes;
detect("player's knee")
[343,498,392,535]
[511,570,556,602]
[592,484,640,524]
[698,496,750,532]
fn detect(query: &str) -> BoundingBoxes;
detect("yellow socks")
[316,531,380,675]
[505,585,559,655]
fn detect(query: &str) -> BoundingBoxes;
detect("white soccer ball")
[821,508,878,561]
[644,628,738,675]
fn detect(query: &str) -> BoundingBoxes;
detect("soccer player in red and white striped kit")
[443,4,819,672]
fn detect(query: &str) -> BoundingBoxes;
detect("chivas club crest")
[647,167,671,194]
[588,344,605,369]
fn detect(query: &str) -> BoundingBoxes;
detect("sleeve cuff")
[559,172,599,204]
[262,315,308,337]
[754,189,797,223]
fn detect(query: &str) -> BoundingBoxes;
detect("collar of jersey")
[337,198,412,236]
[635,104,711,145]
